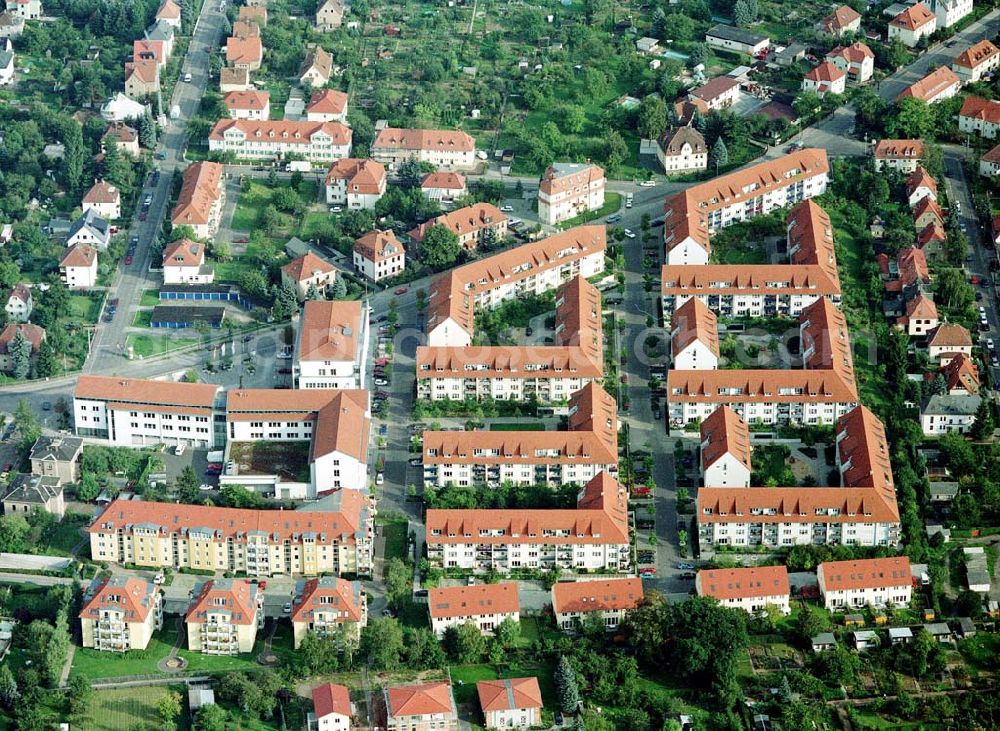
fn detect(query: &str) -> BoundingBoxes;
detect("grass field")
[381,519,410,562]
[38,513,89,556]
[71,632,177,680]
[67,295,102,324]
[449,660,558,706]
[132,310,153,328]
[140,289,162,307]
[125,332,202,358]
[85,686,190,731]
[231,180,320,232]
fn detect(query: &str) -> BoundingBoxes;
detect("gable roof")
[354,229,403,263]
[300,46,333,80]
[171,161,224,228]
[224,89,269,111]
[874,138,924,160]
[804,61,846,83]
[552,578,644,614]
[658,125,706,156]
[325,158,386,194]
[83,180,120,204]
[298,300,361,362]
[226,35,262,65]
[162,238,205,267]
[80,575,159,623]
[421,171,466,190]
[689,75,739,103]
[890,2,935,30]
[942,353,979,393]
[828,41,875,64]
[928,323,972,348]
[410,202,506,242]
[313,684,351,720]
[960,95,1000,126]
[477,678,543,713]
[373,127,475,153]
[821,5,861,32]
[0,323,45,354]
[818,556,911,591]
[697,566,789,601]
[428,582,519,619]
[953,39,1000,69]
[907,167,937,197]
[308,88,348,115]
[156,0,181,20]
[700,406,751,475]
[897,66,959,102]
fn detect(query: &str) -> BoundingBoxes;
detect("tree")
[360,617,405,670]
[733,0,755,26]
[176,465,200,502]
[495,616,519,649]
[384,557,411,608]
[0,260,21,289]
[272,186,300,213]
[33,339,57,379]
[0,514,30,553]
[971,398,996,440]
[218,671,281,719]
[888,97,937,139]
[687,43,707,68]
[602,130,628,174]
[156,691,182,728]
[403,626,446,669]
[238,270,270,301]
[443,621,486,663]
[67,675,91,716]
[332,276,348,299]
[219,483,263,508]
[637,96,668,140]
[138,111,156,149]
[793,90,822,120]
[0,665,18,709]
[556,655,581,714]
[195,703,229,731]
[397,158,425,189]
[271,281,300,320]
[711,137,729,169]
[296,632,342,675]
[62,120,85,196]
[420,225,462,270]
[556,104,586,134]
[8,329,31,380]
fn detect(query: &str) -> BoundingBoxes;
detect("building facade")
[428,583,519,638]
[209,120,352,162]
[695,566,791,614]
[79,576,163,652]
[185,579,262,654]
[294,300,371,390]
[817,557,913,610]
[552,578,644,633]
[371,128,476,170]
[537,163,606,226]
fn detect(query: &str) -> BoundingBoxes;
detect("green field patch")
[86,686,190,731]
[140,289,162,307]
[126,332,202,358]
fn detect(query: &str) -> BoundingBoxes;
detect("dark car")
[124,255,132,265]
[205,465,222,475]
[138,210,148,221]
[155,151,167,160]
[679,572,696,580]
[41,402,52,411]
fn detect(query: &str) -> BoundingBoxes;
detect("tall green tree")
[420,225,462,270]
[443,621,485,663]
[971,398,996,440]
[711,137,729,168]
[62,120,85,197]
[637,96,668,140]
[556,655,581,714]
[8,329,31,380]
[360,617,405,670]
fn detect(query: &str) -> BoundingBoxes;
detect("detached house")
[29,435,83,485]
[930,0,972,28]
[802,61,846,97]
[906,167,937,207]
[897,66,960,104]
[688,76,740,112]
[379,682,457,731]
[291,577,367,648]
[0,10,25,36]
[980,143,1000,176]
[960,95,1000,139]
[281,251,336,300]
[223,90,270,120]
[79,576,163,652]
[656,125,708,174]
[155,0,182,28]
[124,59,159,99]
[5,0,40,21]
[316,0,345,31]
[299,46,333,88]
[952,40,1000,83]
[927,323,973,364]
[0,47,13,86]
[420,171,466,204]
[0,323,45,373]
[3,283,31,322]
[59,243,98,289]
[220,66,251,92]
[66,209,110,250]
[873,139,924,172]
[162,238,214,285]
[888,3,936,47]
[827,42,875,84]
[185,579,263,655]
[817,557,913,610]
[82,180,121,220]
[2,474,63,518]
[306,88,348,123]
[477,678,543,730]
[102,122,140,157]
[226,35,262,71]
[309,684,352,731]
[325,158,387,209]
[353,229,405,282]
[818,5,861,36]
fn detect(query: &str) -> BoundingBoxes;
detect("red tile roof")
[186,579,259,625]
[210,119,352,147]
[282,251,334,281]
[293,578,364,623]
[373,127,474,153]
[298,300,362,362]
[907,167,937,198]
[477,678,543,712]
[890,3,935,31]
[171,161,224,228]
[325,158,386,195]
[74,374,219,409]
[80,576,159,623]
[897,66,959,102]
[428,582,519,619]
[83,180,120,204]
[928,323,972,348]
[700,406,751,475]
[224,89,269,111]
[960,95,1000,126]
[552,578,644,614]
[307,88,348,115]
[828,42,874,64]
[354,229,403,263]
[226,35,262,65]
[821,5,861,33]
[671,297,719,359]
[312,684,351,720]
[804,61,845,83]
[60,243,97,269]
[421,171,466,190]
[697,566,789,601]
[818,556,911,592]
[385,682,454,719]
[162,238,205,267]
[689,76,739,103]
[874,139,924,160]
[539,163,604,196]
[953,39,999,69]
[942,353,979,393]
[410,202,507,244]
[836,405,896,511]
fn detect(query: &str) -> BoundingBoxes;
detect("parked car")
[198,483,213,491]
[623,229,636,239]
[394,286,409,295]
[124,255,132,265]
[374,378,388,386]
[639,180,656,187]
[143,193,153,206]
[282,602,292,614]
[499,205,514,212]
[376,472,384,485]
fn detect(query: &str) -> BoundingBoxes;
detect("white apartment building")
[656,126,708,174]
[89,494,375,577]
[291,577,367,648]
[371,128,476,171]
[930,0,972,28]
[695,566,790,615]
[185,579,262,655]
[428,583,519,638]
[73,375,222,448]
[827,42,875,84]
[552,578,644,633]
[223,89,270,120]
[887,3,936,47]
[477,678,542,731]
[670,297,719,370]
[952,40,1000,83]
[959,95,1000,139]
[873,139,924,173]
[294,300,370,390]
[310,684,352,731]
[537,162,606,226]
[700,406,752,488]
[353,230,405,282]
[817,557,913,610]
[425,472,631,574]
[171,161,225,240]
[59,244,98,289]
[79,576,163,652]
[920,394,981,435]
[209,119,352,162]
[281,251,337,301]
[409,202,508,251]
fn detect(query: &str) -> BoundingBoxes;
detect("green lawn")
[958,633,1000,671]
[215,259,256,284]
[38,513,89,556]
[67,295,102,324]
[489,422,546,431]
[449,660,558,707]
[559,192,622,227]
[140,289,161,307]
[381,520,409,562]
[125,332,202,358]
[86,686,190,731]
[70,631,178,680]
[132,310,153,328]
[231,180,320,232]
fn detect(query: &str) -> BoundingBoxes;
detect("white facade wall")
[538,176,606,226]
[921,411,976,435]
[429,541,630,573]
[657,143,708,174]
[163,264,213,285]
[670,398,856,427]
[888,19,936,47]
[874,156,921,173]
[485,707,539,730]
[662,291,828,320]
[960,114,1000,139]
[933,0,972,27]
[209,130,350,162]
[556,607,630,632]
[61,261,98,289]
[424,461,614,489]
[672,340,718,370]
[417,374,597,403]
[820,584,912,610]
[353,250,404,282]
[316,711,350,731]
[716,593,790,615]
[700,519,900,549]
[74,398,217,447]
[703,453,751,488]
[430,609,519,638]
[311,449,369,492]
[372,147,475,171]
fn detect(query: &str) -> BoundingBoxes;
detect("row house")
[409,202,508,250]
[906,166,937,208]
[700,406,752,488]
[294,300,370,390]
[552,578,644,633]
[325,158,387,210]
[887,3,936,47]
[422,383,618,489]
[873,139,923,173]
[425,225,607,347]
[655,125,708,175]
[226,388,371,494]
[896,66,960,104]
[79,576,163,653]
[72,374,222,448]
[353,229,405,282]
[417,276,603,403]
[952,39,1000,83]
[185,579,262,654]
[425,471,630,574]
[291,576,367,648]
[59,243,98,289]
[224,89,270,120]
[959,95,1000,139]
[171,161,225,239]
[428,582,520,637]
[817,556,913,610]
[537,162,606,226]
[208,119,352,163]
[695,566,790,615]
[663,148,829,265]
[697,405,900,550]
[670,297,719,370]
[371,127,476,171]
[827,42,875,84]
[88,493,374,577]
[662,199,841,319]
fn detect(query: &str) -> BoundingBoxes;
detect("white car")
[329,206,343,213]
[625,200,633,209]
[199,483,213,491]
[374,378,388,386]
[376,472,385,485]
[174,444,185,456]
[276,351,292,360]
[987,338,995,350]
[639,180,656,187]
[153,573,164,585]
[282,602,292,614]
[623,229,636,239]
[500,205,514,212]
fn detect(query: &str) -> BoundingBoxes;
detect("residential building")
[66,209,110,250]
[537,162,606,226]
[921,393,981,435]
[980,143,1000,176]
[663,149,829,265]
[897,66,960,104]
[29,435,83,485]
[827,42,875,83]
[371,127,476,170]
[941,353,979,395]
[695,566,791,614]
[929,0,972,27]
[421,171,466,204]
[379,682,457,731]
[656,125,708,174]
[705,24,770,55]
[281,251,336,300]
[552,578,644,633]
[0,10,25,36]
[409,203,507,250]
[422,383,618,488]
[916,221,947,254]
[295,300,370,390]
[124,59,159,98]
[79,576,162,652]
[700,406,751,488]
[102,122,140,157]
[670,297,719,370]
[0,47,12,86]
[185,579,262,655]
[82,180,121,220]
[299,46,333,88]
[145,21,176,60]
[912,197,944,230]
[907,167,937,207]
[698,405,900,550]
[959,95,1000,138]
[224,90,270,120]
[325,158,387,209]
[817,557,912,610]
[428,583,519,638]
[220,66,251,92]
[353,229,405,282]
[688,76,740,112]
[425,226,606,347]
[2,474,64,518]
[425,472,630,574]
[952,39,1000,83]
[873,139,924,172]
[89,494,374,576]
[232,18,259,38]
[662,198,840,319]
[100,93,146,123]
[5,0,40,20]
[3,283,31,322]
[238,5,266,25]
[310,684,352,731]
[226,35,262,71]
[72,374,222,447]
[162,238,214,285]
[59,243,98,289]
[477,678,542,730]
[802,61,846,97]
[818,5,861,36]
[132,39,166,68]
[927,323,973,363]
[315,0,345,31]
[306,88,348,123]
[171,161,225,239]
[155,0,182,28]
[888,3,936,46]
[291,577,366,648]
[209,119,352,163]
[226,389,372,496]
[898,293,938,336]
[0,323,44,373]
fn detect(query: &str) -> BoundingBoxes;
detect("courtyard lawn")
[67,294,102,324]
[126,332,202,358]
[300,209,333,240]
[70,631,177,681]
[381,519,409,562]
[38,513,89,556]
[215,258,256,284]
[228,440,311,482]
[231,180,320,233]
[140,289,161,307]
[559,192,622,228]
[86,686,190,731]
